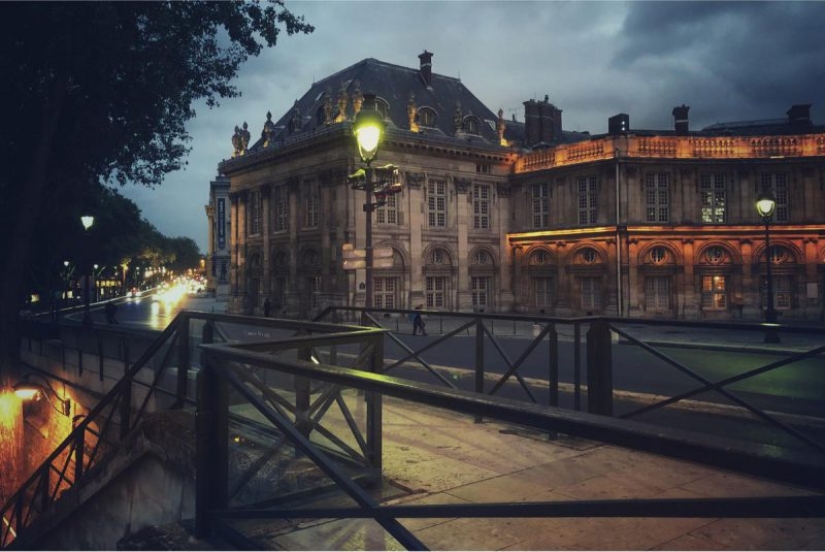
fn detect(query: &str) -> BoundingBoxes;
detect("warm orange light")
[13,386,40,401]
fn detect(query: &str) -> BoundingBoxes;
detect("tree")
[0,1,313,372]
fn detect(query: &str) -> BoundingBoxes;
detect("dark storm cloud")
[613,1,825,128]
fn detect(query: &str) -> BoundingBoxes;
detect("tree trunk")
[0,74,68,376]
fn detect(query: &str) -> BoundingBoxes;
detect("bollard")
[586,320,614,416]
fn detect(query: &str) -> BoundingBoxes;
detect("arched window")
[705,246,727,264]
[430,248,449,265]
[529,250,549,265]
[376,97,390,119]
[418,107,437,127]
[649,247,668,265]
[580,247,598,264]
[464,116,480,135]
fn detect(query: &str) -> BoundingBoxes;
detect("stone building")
[216,51,825,322]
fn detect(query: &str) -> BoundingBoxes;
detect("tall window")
[763,275,793,310]
[427,180,447,227]
[645,173,670,223]
[374,277,397,309]
[307,275,321,309]
[701,275,727,310]
[645,277,671,312]
[376,193,398,224]
[304,181,319,228]
[761,173,789,222]
[248,190,262,236]
[700,174,727,223]
[273,185,288,231]
[577,176,597,225]
[471,277,489,309]
[580,277,601,310]
[532,183,548,228]
[533,277,554,308]
[473,184,490,229]
[426,277,447,308]
[418,107,437,127]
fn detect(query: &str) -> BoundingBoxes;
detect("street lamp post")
[81,215,95,328]
[756,192,780,343]
[352,94,385,310]
[63,260,70,310]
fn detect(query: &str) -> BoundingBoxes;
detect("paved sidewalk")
[239,397,824,550]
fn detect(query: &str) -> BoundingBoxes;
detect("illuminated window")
[700,174,726,223]
[427,180,447,227]
[473,184,490,229]
[761,173,789,222]
[645,173,670,223]
[418,107,437,127]
[701,275,727,310]
[577,176,598,225]
[532,183,549,228]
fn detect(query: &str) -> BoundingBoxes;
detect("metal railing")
[5,309,825,550]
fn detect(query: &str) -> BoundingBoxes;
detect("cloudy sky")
[118,0,825,253]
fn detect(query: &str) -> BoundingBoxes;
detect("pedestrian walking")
[263,297,271,317]
[412,305,427,336]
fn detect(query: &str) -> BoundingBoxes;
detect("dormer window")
[418,107,437,127]
[376,97,390,119]
[464,116,480,135]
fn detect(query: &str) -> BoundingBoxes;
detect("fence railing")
[6,309,825,549]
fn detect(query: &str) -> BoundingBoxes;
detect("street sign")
[343,259,366,270]
[342,244,366,260]
[374,247,393,259]
[374,258,394,268]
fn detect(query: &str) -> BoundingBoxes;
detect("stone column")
[261,184,272,298]
[455,177,472,311]
[406,172,425,307]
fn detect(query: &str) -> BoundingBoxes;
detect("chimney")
[523,99,540,147]
[672,104,690,135]
[608,113,629,135]
[787,104,811,130]
[418,50,433,87]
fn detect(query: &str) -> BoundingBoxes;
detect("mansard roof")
[247,56,511,152]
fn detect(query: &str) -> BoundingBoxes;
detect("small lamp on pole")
[755,192,780,343]
[81,215,95,328]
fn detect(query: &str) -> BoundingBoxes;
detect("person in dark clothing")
[412,305,427,336]
[263,297,272,317]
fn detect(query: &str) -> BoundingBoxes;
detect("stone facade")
[216,52,825,322]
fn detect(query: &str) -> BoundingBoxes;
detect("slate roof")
[246,55,514,152]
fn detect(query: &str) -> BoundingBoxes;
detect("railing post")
[120,376,133,439]
[474,318,485,423]
[574,322,581,411]
[174,315,191,408]
[296,344,312,439]
[366,333,384,477]
[195,354,228,539]
[97,332,104,382]
[74,430,85,483]
[586,320,614,416]
[547,323,560,439]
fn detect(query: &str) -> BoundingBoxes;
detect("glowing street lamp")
[755,192,780,343]
[14,374,72,417]
[353,94,385,310]
[81,215,95,328]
